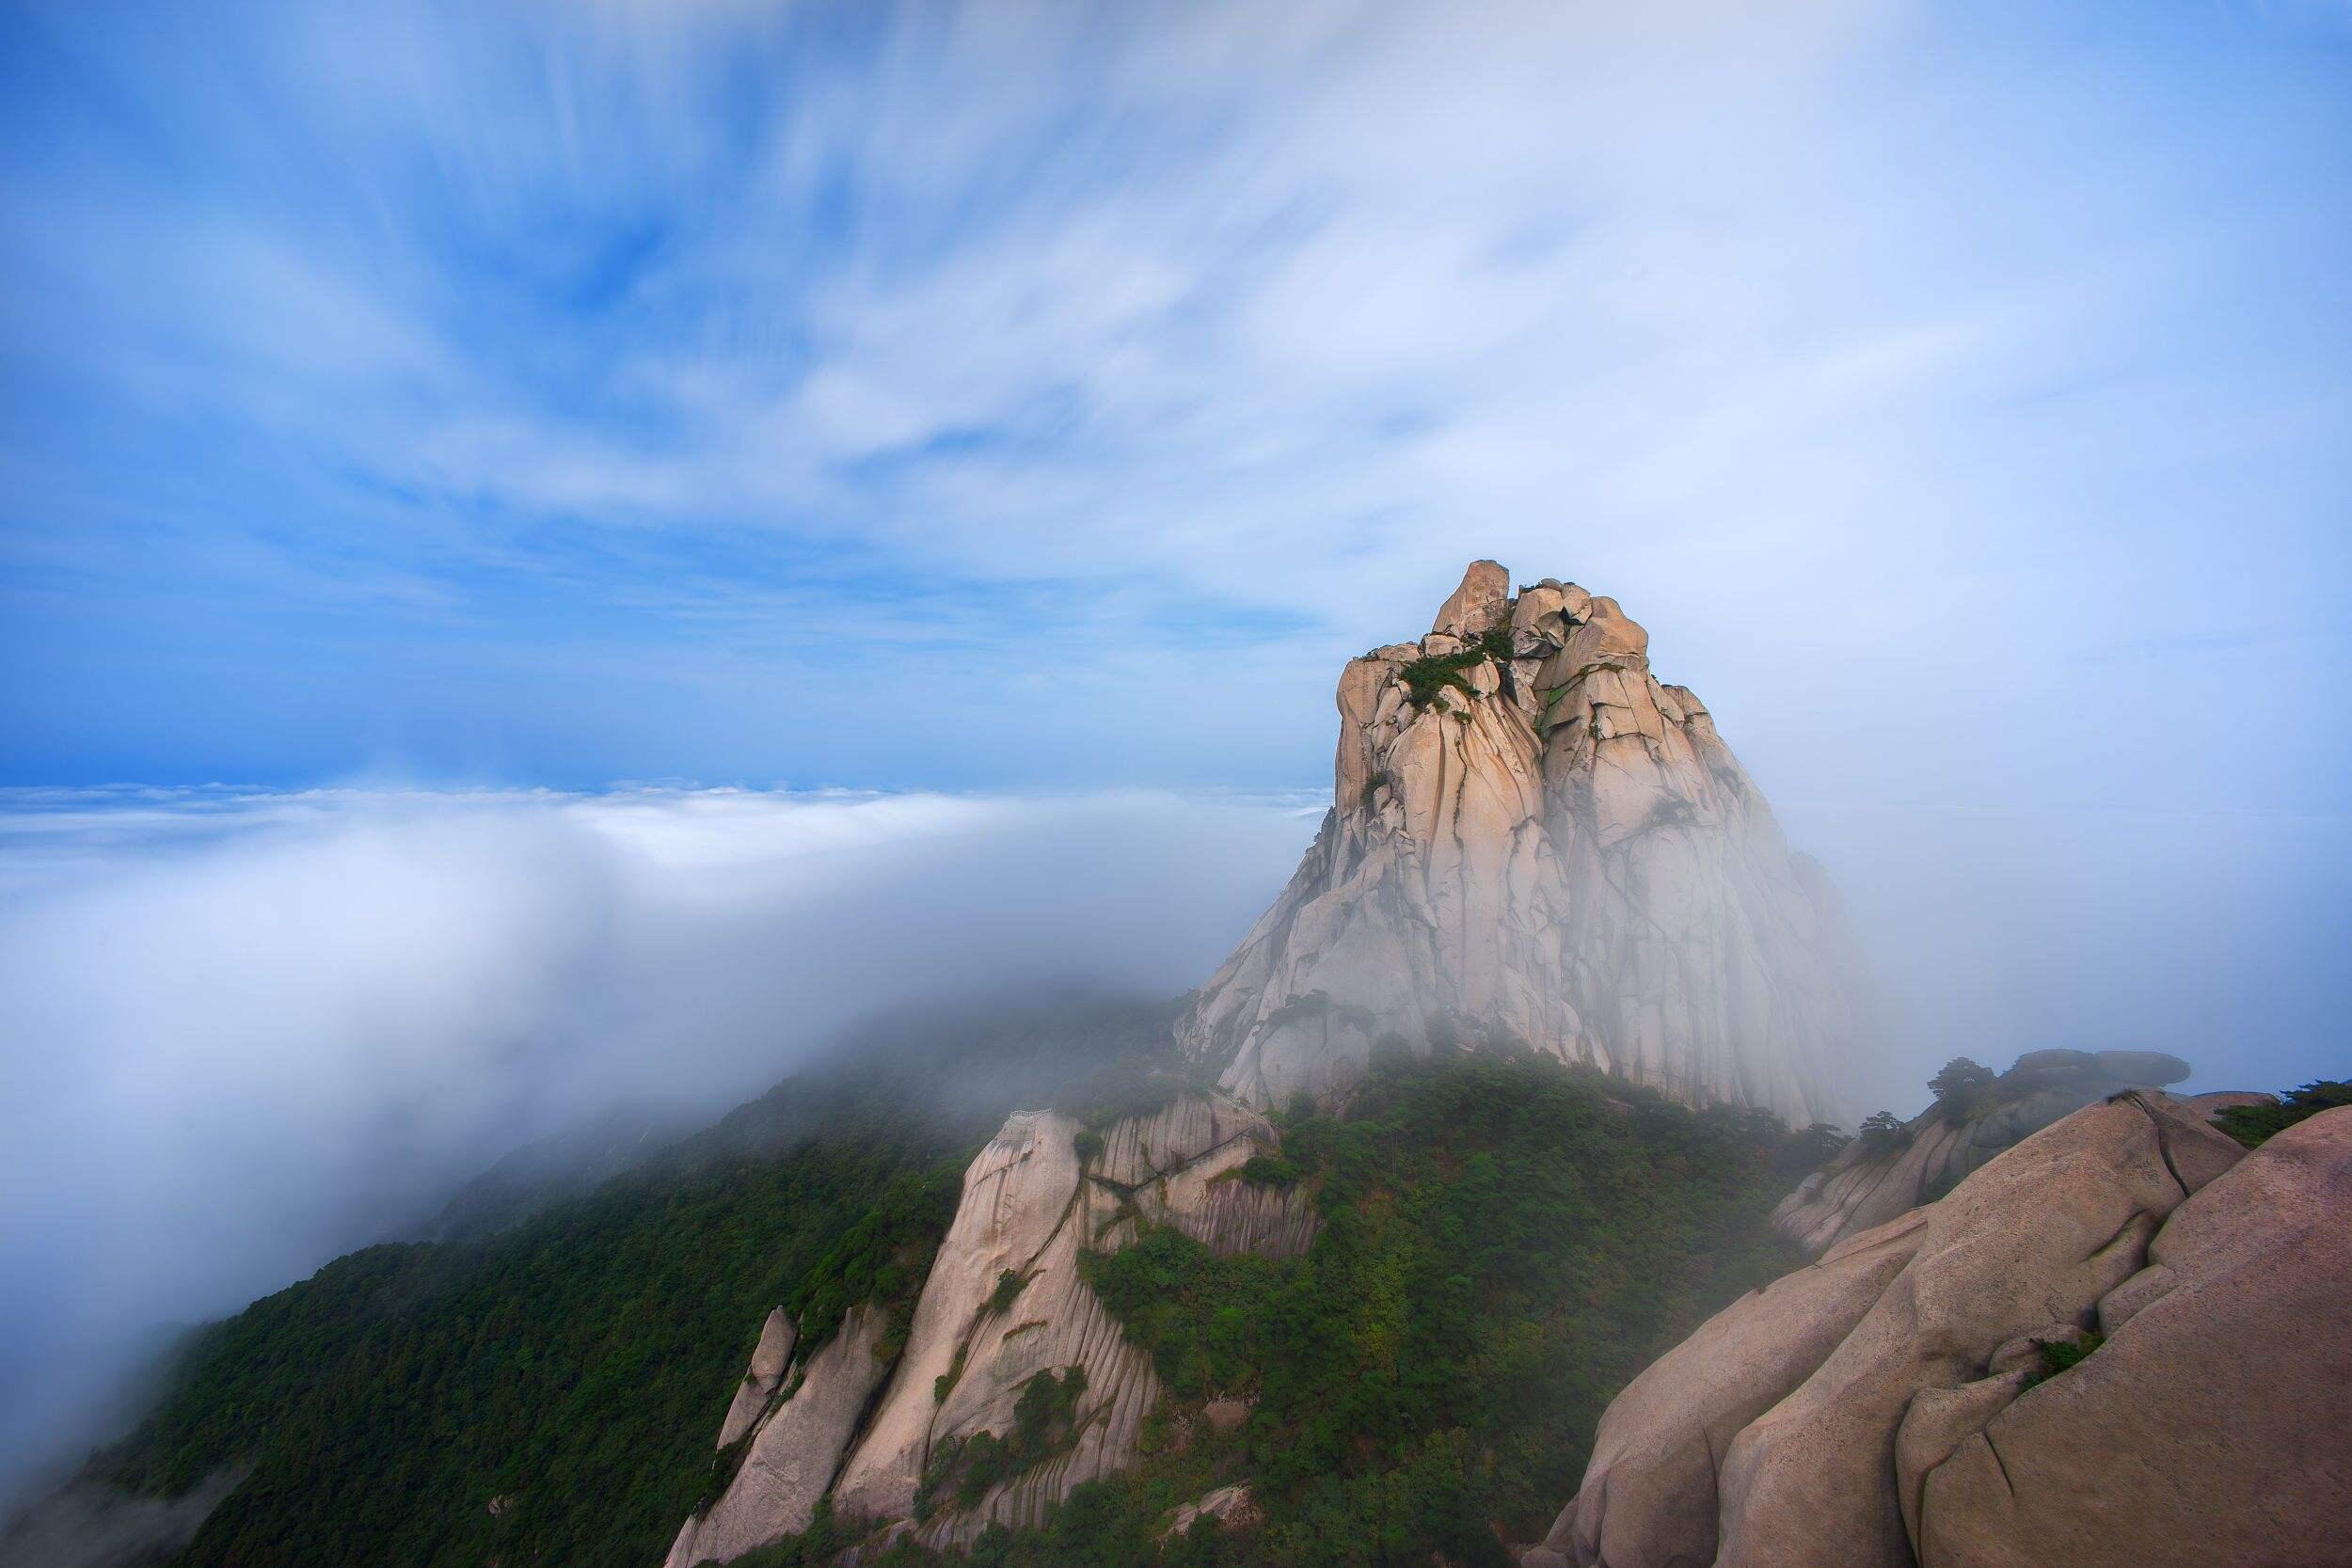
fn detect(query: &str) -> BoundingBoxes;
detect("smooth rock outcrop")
[665,1305,892,1568]
[1527,1212,1930,1568]
[1164,1483,1259,1539]
[1772,1051,2214,1257]
[1915,1107,2352,1568]
[1180,562,1863,1126]
[1529,1092,2330,1568]
[715,1308,798,1449]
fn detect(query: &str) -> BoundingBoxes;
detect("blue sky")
[2,0,2344,802]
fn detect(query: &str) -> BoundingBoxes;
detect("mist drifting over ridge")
[5,762,2348,1506]
[0,784,1318,1506]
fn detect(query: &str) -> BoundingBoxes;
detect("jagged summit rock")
[1179,561,1864,1127]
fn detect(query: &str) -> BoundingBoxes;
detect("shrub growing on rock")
[1928,1057,1998,1126]
[2214,1080,2352,1148]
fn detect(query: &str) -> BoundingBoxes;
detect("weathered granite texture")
[1180,562,1863,1127]
[662,1092,1316,1560]
[664,1305,891,1568]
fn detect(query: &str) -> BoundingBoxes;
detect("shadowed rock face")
[1180,561,1864,1126]
[1529,1097,2352,1568]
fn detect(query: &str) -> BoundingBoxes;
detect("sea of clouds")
[0,783,1316,1506]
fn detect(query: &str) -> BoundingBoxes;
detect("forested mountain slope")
[72,1023,1826,1568]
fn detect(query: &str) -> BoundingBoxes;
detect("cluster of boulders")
[1528,1093,2352,1567]
[1181,561,1863,1127]
[1772,1047,2274,1256]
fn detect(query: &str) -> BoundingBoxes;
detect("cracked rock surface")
[1181,560,1864,1127]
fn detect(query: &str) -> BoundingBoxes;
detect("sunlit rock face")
[662,1304,891,1568]
[1180,561,1864,1127]
[661,1093,1317,1560]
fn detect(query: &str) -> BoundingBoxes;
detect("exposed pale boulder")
[1431,558,1511,637]
[715,1308,798,1449]
[1530,1092,2302,1568]
[665,1305,892,1568]
[1181,561,1864,1127]
[1530,1212,1929,1568]
[1712,1095,2241,1567]
[1915,1107,2352,1568]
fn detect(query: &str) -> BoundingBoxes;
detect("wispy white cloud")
[6,1,2344,807]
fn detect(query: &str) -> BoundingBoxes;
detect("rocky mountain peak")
[1180,560,1864,1126]
[1429,557,1512,638]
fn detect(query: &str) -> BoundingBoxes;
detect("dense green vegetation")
[776,1053,1819,1568]
[103,1114,961,1568]
[1396,619,1517,708]
[1060,1053,1818,1566]
[1926,1055,1997,1125]
[1855,1108,1910,1153]
[2214,1080,2352,1148]
[87,996,1178,1568]
[95,1001,1830,1568]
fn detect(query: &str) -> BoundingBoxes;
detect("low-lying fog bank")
[0,784,1317,1509]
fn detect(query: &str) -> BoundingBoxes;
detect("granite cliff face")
[1528,1097,2352,1568]
[1181,561,1862,1126]
[663,1093,1316,1562]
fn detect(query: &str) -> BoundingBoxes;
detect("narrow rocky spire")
[1178,561,1864,1126]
